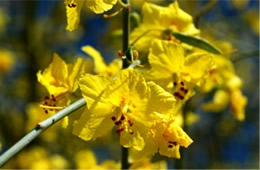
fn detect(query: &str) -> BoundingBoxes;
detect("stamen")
[128,119,133,126]
[120,115,125,121]
[118,50,124,58]
[116,127,124,134]
[39,104,64,110]
[169,141,177,146]
[168,145,173,148]
[173,92,184,100]
[209,69,217,75]
[68,3,76,8]
[173,82,178,86]
[115,121,122,126]
[111,116,116,121]
[130,131,134,135]
[180,81,184,86]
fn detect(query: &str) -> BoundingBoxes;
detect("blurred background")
[0,0,259,169]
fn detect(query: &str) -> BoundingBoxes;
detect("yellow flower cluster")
[65,0,118,31]
[34,0,247,164]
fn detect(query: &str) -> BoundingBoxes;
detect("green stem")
[121,147,129,169]
[0,98,86,167]
[122,0,131,69]
[175,102,189,169]
[121,0,130,169]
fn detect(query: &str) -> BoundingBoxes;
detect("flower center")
[39,93,67,114]
[172,80,189,100]
[110,97,135,135]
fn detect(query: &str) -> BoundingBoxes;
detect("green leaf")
[173,32,221,54]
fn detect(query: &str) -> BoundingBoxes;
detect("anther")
[184,89,188,94]
[169,141,177,146]
[180,81,184,86]
[173,82,177,86]
[115,121,122,126]
[130,131,134,135]
[111,116,116,121]
[174,92,184,100]
[44,96,49,100]
[118,50,124,57]
[116,127,124,134]
[68,3,76,8]
[180,87,185,91]
[45,110,48,114]
[120,115,125,121]
[168,145,173,148]
[128,119,133,126]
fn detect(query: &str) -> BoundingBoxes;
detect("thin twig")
[0,98,86,167]
[121,0,130,169]
[193,0,217,28]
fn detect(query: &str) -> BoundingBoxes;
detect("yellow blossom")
[0,49,15,73]
[130,1,199,52]
[73,69,176,152]
[82,45,122,77]
[37,53,87,97]
[129,158,167,169]
[152,119,193,158]
[243,10,260,35]
[232,0,249,10]
[4,147,69,169]
[37,53,88,127]
[202,89,230,112]
[186,112,200,126]
[65,0,117,31]
[131,117,193,159]
[146,40,214,102]
[74,149,120,169]
[200,53,247,121]
[230,89,247,121]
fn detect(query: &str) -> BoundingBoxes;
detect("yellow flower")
[65,0,117,31]
[0,49,15,73]
[230,89,247,121]
[37,53,88,127]
[153,119,193,158]
[200,54,247,121]
[37,53,87,99]
[82,45,122,77]
[202,89,230,112]
[73,69,176,151]
[129,158,167,169]
[130,1,199,52]
[131,117,193,159]
[146,40,214,101]
[4,147,69,169]
[74,149,120,169]
[243,10,260,35]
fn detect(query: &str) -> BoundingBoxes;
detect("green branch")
[121,0,130,169]
[0,98,86,167]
